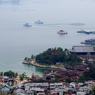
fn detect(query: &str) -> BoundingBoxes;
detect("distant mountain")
[0,0,20,3]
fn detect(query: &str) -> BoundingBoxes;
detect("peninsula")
[22,47,82,70]
[22,60,66,70]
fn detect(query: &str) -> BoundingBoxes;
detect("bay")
[0,0,95,76]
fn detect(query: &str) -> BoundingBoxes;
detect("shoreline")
[22,60,66,70]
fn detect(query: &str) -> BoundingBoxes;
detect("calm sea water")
[0,0,95,76]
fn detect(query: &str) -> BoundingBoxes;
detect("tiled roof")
[72,46,95,53]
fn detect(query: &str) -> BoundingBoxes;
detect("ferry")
[57,30,67,35]
[81,38,95,44]
[34,20,43,24]
[23,23,32,27]
[77,30,95,34]
[77,30,85,33]
[84,31,92,34]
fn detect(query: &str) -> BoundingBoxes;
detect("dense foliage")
[0,70,18,78]
[78,66,95,82]
[35,47,82,66]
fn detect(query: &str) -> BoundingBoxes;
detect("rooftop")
[71,46,95,53]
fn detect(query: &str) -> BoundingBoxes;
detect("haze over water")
[0,0,95,76]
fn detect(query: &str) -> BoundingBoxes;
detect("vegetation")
[78,65,95,82]
[24,54,35,61]
[23,47,82,66]
[0,70,18,78]
[93,47,95,51]
[35,47,82,66]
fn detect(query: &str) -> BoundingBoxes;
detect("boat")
[77,30,94,34]
[23,23,32,27]
[90,31,95,34]
[77,30,85,33]
[70,23,85,26]
[57,30,67,35]
[81,38,95,44]
[34,20,43,24]
[84,31,92,34]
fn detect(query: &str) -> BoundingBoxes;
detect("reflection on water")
[23,64,52,76]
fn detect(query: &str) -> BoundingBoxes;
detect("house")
[69,82,77,88]
[55,88,66,94]
[77,92,86,95]
[79,86,90,92]
[0,83,13,94]
[50,91,59,95]
[14,88,26,95]
[43,71,50,76]
[70,91,76,95]
[30,87,45,93]
[26,90,34,95]
[50,83,63,90]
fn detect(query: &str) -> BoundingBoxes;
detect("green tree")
[65,78,71,83]
[31,54,35,60]
[24,57,28,61]
[0,72,3,76]
[19,75,23,81]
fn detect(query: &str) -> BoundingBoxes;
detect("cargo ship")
[81,38,95,44]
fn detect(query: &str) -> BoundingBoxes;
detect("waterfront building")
[71,46,95,59]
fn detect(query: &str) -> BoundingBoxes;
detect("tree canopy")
[35,47,82,66]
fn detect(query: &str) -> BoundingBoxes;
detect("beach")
[22,60,66,70]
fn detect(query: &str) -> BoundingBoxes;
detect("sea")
[0,0,95,76]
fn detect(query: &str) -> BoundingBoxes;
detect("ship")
[34,20,43,24]
[77,30,95,34]
[23,23,32,27]
[77,30,85,33]
[57,30,67,35]
[84,31,92,34]
[81,38,95,44]
[70,22,85,26]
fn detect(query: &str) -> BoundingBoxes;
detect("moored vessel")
[84,31,92,34]
[81,38,95,44]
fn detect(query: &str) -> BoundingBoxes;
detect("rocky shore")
[22,60,66,70]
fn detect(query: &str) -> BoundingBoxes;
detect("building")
[71,46,95,59]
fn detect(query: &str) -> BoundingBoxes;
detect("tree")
[90,87,95,95]
[24,57,28,61]
[0,72,3,76]
[65,78,71,83]
[19,75,23,81]
[31,54,35,60]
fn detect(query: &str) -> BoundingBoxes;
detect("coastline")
[22,60,66,70]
